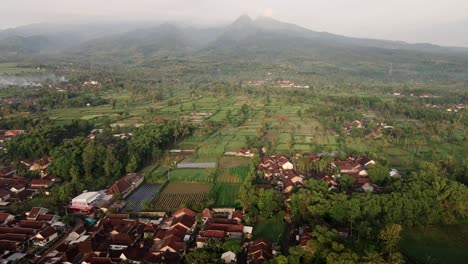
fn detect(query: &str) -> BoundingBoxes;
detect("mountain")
[1,15,468,80]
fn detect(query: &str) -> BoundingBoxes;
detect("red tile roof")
[171,208,196,218]
[0,213,12,223]
[38,226,57,239]
[28,207,45,220]
[19,220,46,229]
[106,179,131,195]
[199,230,225,239]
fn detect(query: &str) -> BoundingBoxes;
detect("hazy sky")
[1,0,468,47]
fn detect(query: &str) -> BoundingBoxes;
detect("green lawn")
[400,224,468,264]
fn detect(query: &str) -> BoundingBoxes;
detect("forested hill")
[2,16,468,81]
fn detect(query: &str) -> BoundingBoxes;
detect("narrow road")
[36,217,84,263]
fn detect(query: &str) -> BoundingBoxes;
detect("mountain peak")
[230,15,254,28]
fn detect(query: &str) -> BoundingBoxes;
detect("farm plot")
[214,184,241,207]
[217,166,249,183]
[152,182,210,210]
[123,184,161,212]
[168,168,215,183]
[219,157,250,169]
[176,162,216,169]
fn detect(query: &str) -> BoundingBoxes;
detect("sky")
[1,0,468,47]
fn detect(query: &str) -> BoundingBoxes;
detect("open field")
[401,224,468,264]
[152,182,210,210]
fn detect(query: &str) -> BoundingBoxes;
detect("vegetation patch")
[401,224,468,264]
[213,184,241,207]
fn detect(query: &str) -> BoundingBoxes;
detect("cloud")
[262,7,274,17]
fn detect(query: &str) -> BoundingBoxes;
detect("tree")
[222,238,241,254]
[82,141,97,178]
[379,224,402,258]
[362,250,386,264]
[340,175,355,192]
[126,155,138,173]
[104,147,122,179]
[257,189,280,219]
[368,164,389,185]
[184,249,215,264]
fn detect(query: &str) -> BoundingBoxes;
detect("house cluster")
[244,80,309,89]
[83,80,99,86]
[0,163,59,210]
[330,157,381,192]
[197,208,251,248]
[257,155,304,194]
[68,173,144,214]
[0,207,64,262]
[36,207,271,264]
[236,148,254,157]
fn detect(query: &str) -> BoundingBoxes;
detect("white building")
[70,191,102,212]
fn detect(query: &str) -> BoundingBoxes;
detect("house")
[337,227,351,238]
[106,173,144,198]
[37,214,59,224]
[19,220,46,230]
[221,251,237,263]
[0,189,10,201]
[30,179,53,189]
[0,212,14,226]
[172,208,197,219]
[10,183,25,193]
[26,207,48,220]
[362,183,374,192]
[196,230,225,248]
[201,208,213,222]
[236,148,254,157]
[389,169,401,178]
[247,238,273,264]
[20,158,50,171]
[277,155,294,170]
[170,214,196,231]
[33,227,58,247]
[69,191,103,213]
[0,165,16,177]
[231,210,243,224]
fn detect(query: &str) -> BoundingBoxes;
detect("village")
[0,125,402,264]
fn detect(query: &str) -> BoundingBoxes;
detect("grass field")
[213,184,241,207]
[400,224,468,264]
[152,182,211,210]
